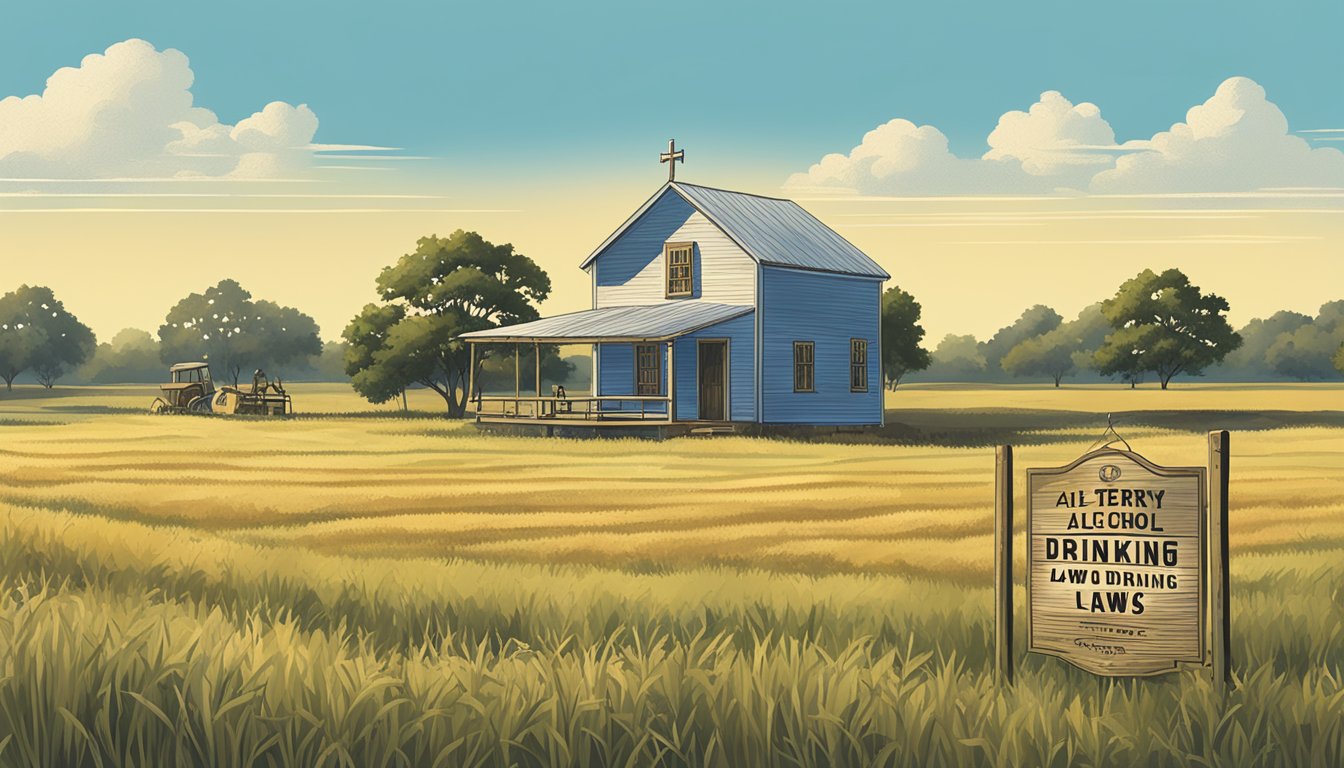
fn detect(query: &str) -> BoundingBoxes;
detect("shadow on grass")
[290,410,457,421]
[41,404,146,415]
[0,419,67,427]
[824,408,1344,448]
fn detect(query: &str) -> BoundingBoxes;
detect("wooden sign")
[1026,447,1207,676]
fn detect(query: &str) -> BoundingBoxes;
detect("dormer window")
[665,242,694,298]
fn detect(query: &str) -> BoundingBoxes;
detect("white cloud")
[784,118,1026,195]
[1090,77,1344,193]
[983,90,1120,181]
[0,39,319,179]
[787,77,1344,196]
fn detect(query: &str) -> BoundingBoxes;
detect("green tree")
[984,304,1062,375]
[1002,303,1110,387]
[1093,268,1241,389]
[1335,342,1344,378]
[0,285,95,389]
[343,230,551,417]
[1001,332,1076,387]
[159,279,321,385]
[0,290,47,390]
[880,285,931,389]
[926,334,986,380]
[1264,301,1344,381]
[78,328,163,384]
[1219,310,1312,379]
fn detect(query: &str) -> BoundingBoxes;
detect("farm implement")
[150,363,293,416]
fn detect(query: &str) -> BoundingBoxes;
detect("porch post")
[667,340,676,422]
[467,342,477,416]
[534,342,541,398]
[513,343,520,401]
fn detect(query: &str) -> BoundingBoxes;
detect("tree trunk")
[439,387,463,418]
[439,374,469,418]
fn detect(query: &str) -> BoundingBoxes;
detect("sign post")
[1208,430,1231,692]
[995,445,1014,685]
[1026,447,1206,676]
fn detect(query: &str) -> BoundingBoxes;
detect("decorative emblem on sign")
[1027,447,1207,676]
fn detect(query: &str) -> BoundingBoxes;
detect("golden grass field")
[0,381,1341,766]
[2,382,1342,579]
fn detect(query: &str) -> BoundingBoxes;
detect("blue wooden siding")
[672,313,756,422]
[593,312,755,422]
[593,190,755,308]
[594,192,697,304]
[760,267,882,425]
[595,342,667,414]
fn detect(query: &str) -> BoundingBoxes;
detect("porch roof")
[459,301,754,344]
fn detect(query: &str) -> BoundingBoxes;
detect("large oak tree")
[1093,268,1241,389]
[343,230,550,417]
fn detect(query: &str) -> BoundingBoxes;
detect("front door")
[697,341,727,421]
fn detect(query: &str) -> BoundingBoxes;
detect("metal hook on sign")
[1087,413,1133,453]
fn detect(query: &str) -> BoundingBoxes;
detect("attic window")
[665,242,694,298]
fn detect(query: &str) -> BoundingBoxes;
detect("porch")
[459,302,753,429]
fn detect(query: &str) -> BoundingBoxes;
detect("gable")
[590,189,756,308]
[582,182,889,280]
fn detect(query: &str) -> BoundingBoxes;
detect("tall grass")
[1,502,1341,767]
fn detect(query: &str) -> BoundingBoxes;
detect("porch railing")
[474,395,673,423]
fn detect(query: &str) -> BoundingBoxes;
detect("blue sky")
[3,0,1340,181]
[2,1,1342,344]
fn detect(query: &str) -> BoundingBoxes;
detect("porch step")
[689,425,738,436]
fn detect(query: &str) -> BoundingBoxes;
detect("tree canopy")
[880,285,931,389]
[926,334,987,380]
[1219,310,1312,380]
[158,279,322,385]
[0,285,95,389]
[984,304,1062,373]
[79,328,162,384]
[343,230,552,417]
[1093,268,1241,389]
[1263,301,1344,381]
[1001,303,1110,387]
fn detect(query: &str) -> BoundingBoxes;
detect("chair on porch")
[551,385,571,415]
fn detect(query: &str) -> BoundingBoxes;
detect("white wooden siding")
[595,212,756,308]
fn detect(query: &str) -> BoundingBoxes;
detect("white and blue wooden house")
[462,179,889,433]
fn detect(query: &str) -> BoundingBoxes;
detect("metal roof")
[169,362,209,371]
[459,302,754,343]
[581,182,889,280]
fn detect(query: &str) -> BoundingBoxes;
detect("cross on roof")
[659,139,684,181]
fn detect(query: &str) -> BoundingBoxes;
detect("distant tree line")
[0,280,337,390]
[885,267,1344,389]
[5,254,1340,407]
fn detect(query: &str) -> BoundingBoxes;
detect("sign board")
[1027,447,1206,676]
